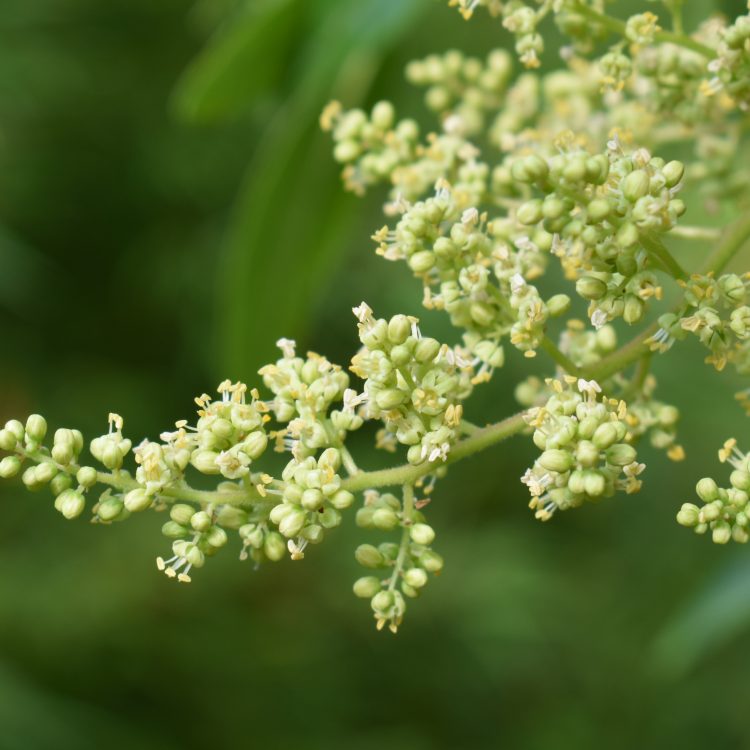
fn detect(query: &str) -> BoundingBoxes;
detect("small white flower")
[276,338,296,358]
[461,207,479,226]
[510,273,527,294]
[352,301,373,324]
[591,309,608,330]
[577,378,602,398]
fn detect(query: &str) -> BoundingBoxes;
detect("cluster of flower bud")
[157,503,230,582]
[512,144,685,329]
[268,449,354,560]
[350,304,475,465]
[708,6,750,111]
[373,184,569,360]
[353,488,443,632]
[649,273,750,372]
[521,378,644,520]
[677,438,750,544]
[406,49,513,136]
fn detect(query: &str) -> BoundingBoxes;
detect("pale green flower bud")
[57,489,85,520]
[22,466,41,490]
[0,429,17,452]
[592,422,619,450]
[25,414,47,443]
[546,294,571,317]
[662,160,684,188]
[50,473,73,496]
[409,523,435,545]
[733,526,749,544]
[587,199,611,222]
[375,389,407,410]
[623,296,645,324]
[539,449,574,473]
[584,471,606,497]
[0,455,21,478]
[264,531,286,561]
[731,470,750,492]
[95,496,124,521]
[51,443,74,466]
[404,567,428,588]
[301,488,324,511]
[676,503,700,527]
[5,420,25,442]
[622,169,650,201]
[353,576,382,598]
[606,443,637,466]
[330,489,354,510]
[576,276,607,300]
[124,488,152,512]
[517,199,543,225]
[372,507,400,531]
[702,501,722,522]
[278,507,307,537]
[191,450,220,474]
[414,338,441,363]
[242,431,268,460]
[712,521,732,545]
[35,462,57,484]
[161,520,187,538]
[189,510,211,531]
[319,507,342,528]
[371,590,394,614]
[75,466,97,489]
[419,549,444,573]
[355,543,385,568]
[696,477,719,503]
[170,503,195,525]
[408,251,436,273]
[206,526,228,548]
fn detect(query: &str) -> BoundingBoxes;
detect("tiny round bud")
[124,488,152,513]
[97,497,124,521]
[622,169,650,201]
[278,507,307,538]
[76,466,98,488]
[372,507,400,531]
[409,523,435,546]
[190,510,212,531]
[58,489,85,520]
[4,420,25,442]
[712,521,732,545]
[662,160,684,188]
[301,488,324,511]
[539,449,574,473]
[355,543,385,568]
[676,503,700,527]
[34,462,57,484]
[419,549,444,573]
[576,276,607,300]
[404,567,428,588]
[50,473,73,496]
[170,503,195,525]
[330,489,354,510]
[353,576,381,598]
[206,526,228,548]
[25,414,47,443]
[0,455,21,478]
[606,443,637,467]
[696,477,719,503]
[414,338,441,363]
[264,531,286,561]
[161,520,187,538]
[0,429,17,452]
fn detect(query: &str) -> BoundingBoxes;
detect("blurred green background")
[1,1,750,748]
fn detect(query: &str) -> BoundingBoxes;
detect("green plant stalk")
[571,1,715,58]
[640,232,688,280]
[388,483,415,592]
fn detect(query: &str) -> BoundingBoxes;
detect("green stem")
[640,232,688,280]
[571,2,715,58]
[539,336,581,376]
[340,412,528,493]
[389,484,415,593]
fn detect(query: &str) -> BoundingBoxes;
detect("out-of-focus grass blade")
[214,0,428,378]
[171,0,297,124]
[651,555,750,679]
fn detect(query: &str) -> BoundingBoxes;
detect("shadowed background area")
[1,0,750,747]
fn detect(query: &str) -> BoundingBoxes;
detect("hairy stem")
[340,412,528,493]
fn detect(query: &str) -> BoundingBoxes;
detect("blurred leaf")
[651,555,750,679]
[171,0,297,124]
[215,0,428,378]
